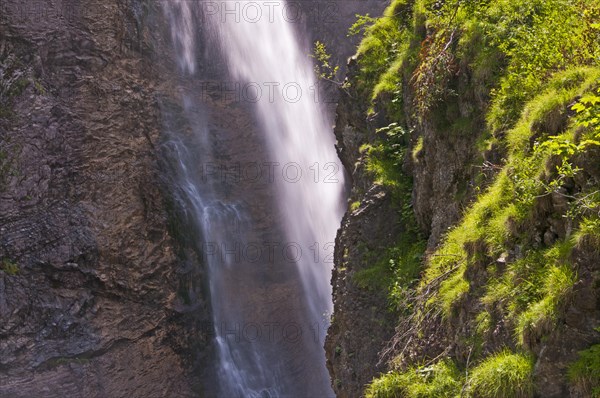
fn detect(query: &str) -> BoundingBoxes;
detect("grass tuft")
[467,350,535,398]
[568,344,600,398]
[365,359,463,398]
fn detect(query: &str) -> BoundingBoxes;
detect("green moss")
[568,344,600,397]
[357,122,427,301]
[48,356,91,367]
[33,80,46,95]
[350,200,361,212]
[468,351,535,398]
[8,77,30,97]
[354,237,426,297]
[354,254,395,292]
[412,136,424,161]
[0,258,19,275]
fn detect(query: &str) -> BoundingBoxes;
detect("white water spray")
[209,0,345,335]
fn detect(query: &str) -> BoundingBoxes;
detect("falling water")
[209,0,346,336]
[162,1,344,397]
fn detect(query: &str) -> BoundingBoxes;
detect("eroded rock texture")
[0,1,207,396]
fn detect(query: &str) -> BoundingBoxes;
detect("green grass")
[575,218,600,244]
[568,344,600,397]
[515,262,576,347]
[354,0,414,96]
[471,0,600,135]
[436,267,470,319]
[366,351,534,398]
[506,68,600,156]
[476,239,577,348]
[365,360,463,398]
[349,0,600,393]
[421,74,599,321]
[350,200,361,212]
[467,351,535,398]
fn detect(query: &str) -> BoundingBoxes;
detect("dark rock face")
[406,62,488,250]
[324,63,400,398]
[326,186,400,398]
[0,1,206,396]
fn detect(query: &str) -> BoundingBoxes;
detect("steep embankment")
[326,1,600,397]
[0,2,208,396]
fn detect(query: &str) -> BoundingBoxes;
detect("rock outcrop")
[0,1,207,396]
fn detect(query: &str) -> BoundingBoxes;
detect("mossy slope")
[335,0,600,396]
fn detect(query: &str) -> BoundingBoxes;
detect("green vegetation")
[348,0,600,396]
[514,262,576,348]
[568,344,600,397]
[0,149,10,190]
[311,40,340,82]
[425,74,599,322]
[365,360,462,398]
[0,258,19,275]
[366,350,534,398]
[353,122,426,303]
[46,356,92,369]
[467,351,534,398]
[411,137,423,161]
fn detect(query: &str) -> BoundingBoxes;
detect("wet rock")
[0,0,206,395]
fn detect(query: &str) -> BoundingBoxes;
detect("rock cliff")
[0,1,208,396]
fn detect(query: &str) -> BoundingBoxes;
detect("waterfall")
[208,0,346,333]
[162,1,344,396]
